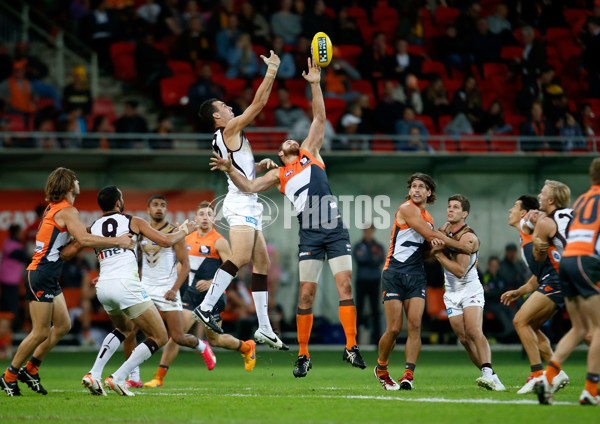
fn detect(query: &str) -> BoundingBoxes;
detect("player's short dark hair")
[198,98,219,130]
[448,194,470,214]
[518,195,539,211]
[148,194,167,207]
[98,185,121,212]
[590,157,600,185]
[406,173,437,204]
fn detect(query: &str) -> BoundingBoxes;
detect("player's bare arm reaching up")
[210,57,323,193]
[221,50,281,151]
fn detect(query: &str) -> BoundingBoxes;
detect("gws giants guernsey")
[140,223,177,286]
[212,128,257,197]
[185,228,224,286]
[90,213,138,281]
[384,200,434,274]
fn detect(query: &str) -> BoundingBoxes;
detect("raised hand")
[260,49,281,68]
[210,151,233,172]
[302,57,321,84]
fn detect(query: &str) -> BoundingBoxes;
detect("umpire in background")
[353,225,385,345]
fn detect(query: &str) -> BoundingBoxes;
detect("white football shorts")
[443,283,485,318]
[222,193,263,231]
[142,282,183,312]
[96,277,152,316]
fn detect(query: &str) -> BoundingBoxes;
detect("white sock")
[252,291,272,333]
[482,366,493,377]
[112,343,153,381]
[90,331,123,378]
[200,268,234,311]
[195,339,206,353]
[128,366,141,383]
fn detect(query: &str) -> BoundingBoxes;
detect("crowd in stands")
[1,0,600,152]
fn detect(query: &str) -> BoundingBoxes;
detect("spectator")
[517,26,548,78]
[337,100,366,150]
[287,101,335,151]
[478,99,512,135]
[422,74,451,122]
[274,87,305,127]
[482,256,516,342]
[498,243,529,290]
[84,0,118,71]
[397,126,431,152]
[230,85,255,118]
[116,3,148,42]
[0,224,28,329]
[516,64,555,116]
[136,0,162,25]
[357,93,374,135]
[385,38,423,81]
[357,31,389,82]
[216,13,242,62]
[519,101,558,151]
[435,24,472,76]
[33,115,59,149]
[333,6,363,46]
[182,0,201,27]
[583,17,600,98]
[13,41,49,82]
[0,316,12,359]
[581,102,600,135]
[353,225,385,345]
[557,112,586,151]
[374,80,405,134]
[270,0,302,45]
[291,36,312,78]
[156,0,184,39]
[151,113,174,149]
[84,114,112,149]
[260,35,295,80]
[0,60,37,125]
[543,86,569,125]
[302,0,334,40]
[187,63,225,122]
[395,105,428,137]
[455,1,481,42]
[469,18,501,67]
[392,74,423,114]
[113,100,148,148]
[451,75,483,129]
[487,4,512,42]
[238,2,270,47]
[59,252,93,345]
[397,5,425,46]
[62,65,93,116]
[177,15,213,62]
[225,33,258,79]
[321,53,361,102]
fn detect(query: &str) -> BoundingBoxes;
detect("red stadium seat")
[564,8,590,25]
[323,97,347,128]
[438,115,452,133]
[5,114,25,132]
[415,115,435,133]
[168,60,194,76]
[285,78,307,96]
[490,138,518,152]
[371,137,396,151]
[406,45,427,56]
[336,45,362,67]
[252,78,279,95]
[583,99,600,116]
[483,63,508,80]
[434,7,460,27]
[376,79,399,98]
[459,138,490,152]
[110,42,137,81]
[500,46,524,60]
[153,41,170,56]
[160,75,195,107]
[251,44,267,57]
[546,27,573,45]
[422,60,447,79]
[426,287,449,320]
[349,80,376,108]
[223,78,250,99]
[92,98,117,123]
[372,5,399,41]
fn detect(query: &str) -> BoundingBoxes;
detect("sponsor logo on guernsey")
[35,241,44,254]
[300,156,311,167]
[284,169,294,178]
[200,245,210,254]
[186,245,193,251]
[245,216,258,225]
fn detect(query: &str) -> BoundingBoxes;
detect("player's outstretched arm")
[532,217,553,261]
[225,50,280,136]
[399,203,439,242]
[61,207,135,249]
[255,157,279,174]
[300,57,325,156]
[500,275,539,305]
[210,152,280,193]
[132,217,196,248]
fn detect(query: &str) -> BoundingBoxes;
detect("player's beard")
[286,144,300,156]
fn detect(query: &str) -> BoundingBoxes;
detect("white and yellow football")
[311,32,333,68]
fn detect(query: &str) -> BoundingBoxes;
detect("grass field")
[0,347,597,423]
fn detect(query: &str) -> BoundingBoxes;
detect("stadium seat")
[422,60,448,79]
[426,287,448,321]
[5,114,25,132]
[349,79,376,108]
[584,99,600,116]
[285,78,307,96]
[415,115,435,133]
[223,78,250,99]
[545,27,573,45]
[483,63,508,80]
[168,60,194,76]
[347,5,369,26]
[434,7,460,27]
[110,42,137,81]
[500,46,524,60]
[153,41,170,56]
[62,287,82,310]
[406,44,427,56]
[564,8,590,25]
[92,98,118,123]
[372,5,399,41]
[160,75,196,106]
[35,97,56,112]
[438,115,452,133]
[490,138,518,152]
[323,97,347,128]
[371,137,395,151]
[336,45,362,67]
[252,78,279,95]
[251,44,267,57]
[459,138,490,152]
[376,79,398,99]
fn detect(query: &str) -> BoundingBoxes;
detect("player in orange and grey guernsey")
[0,168,135,397]
[536,158,600,405]
[210,57,367,378]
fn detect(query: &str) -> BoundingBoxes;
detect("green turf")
[0,348,597,423]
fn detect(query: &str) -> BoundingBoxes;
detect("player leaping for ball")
[210,57,367,377]
[194,50,288,351]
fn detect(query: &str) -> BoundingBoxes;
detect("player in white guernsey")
[432,195,504,391]
[64,186,196,396]
[194,49,288,351]
[124,195,216,388]
[210,58,367,377]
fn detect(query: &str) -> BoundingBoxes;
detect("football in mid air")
[311,32,333,67]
